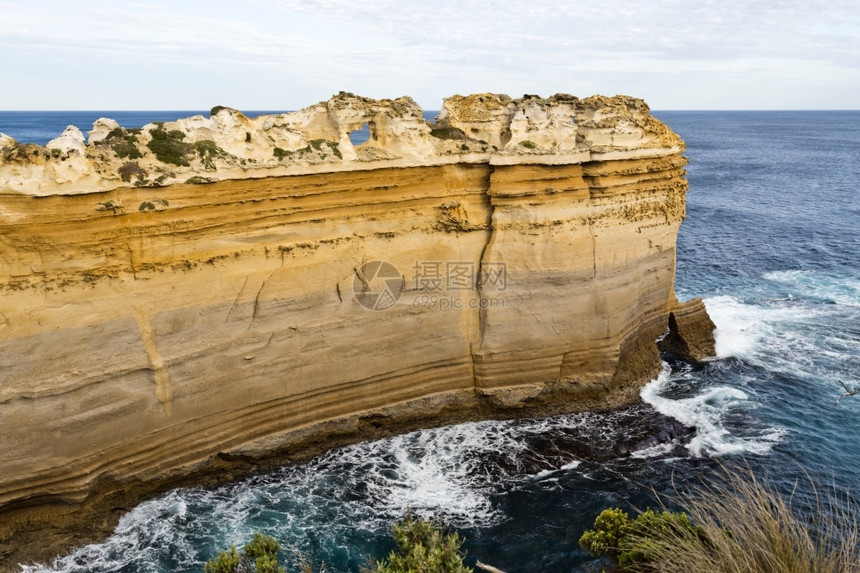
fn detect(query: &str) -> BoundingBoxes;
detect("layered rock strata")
[0,92,712,567]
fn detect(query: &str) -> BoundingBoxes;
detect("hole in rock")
[349,123,370,146]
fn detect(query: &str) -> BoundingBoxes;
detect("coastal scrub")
[580,466,860,572]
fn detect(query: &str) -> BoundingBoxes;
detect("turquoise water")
[4,111,859,572]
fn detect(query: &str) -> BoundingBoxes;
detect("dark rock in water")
[614,408,693,457]
[658,298,717,362]
[625,421,688,454]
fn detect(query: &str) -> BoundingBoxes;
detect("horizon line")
[1,108,859,113]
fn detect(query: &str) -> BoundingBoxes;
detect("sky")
[2,0,859,111]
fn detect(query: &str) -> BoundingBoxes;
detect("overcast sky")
[2,0,859,110]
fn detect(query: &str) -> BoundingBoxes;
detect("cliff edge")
[0,92,714,568]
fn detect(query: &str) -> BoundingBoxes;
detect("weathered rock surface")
[0,92,713,568]
[657,298,717,362]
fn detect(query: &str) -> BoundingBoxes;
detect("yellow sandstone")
[0,92,713,566]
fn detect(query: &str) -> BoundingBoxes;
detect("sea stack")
[0,92,715,566]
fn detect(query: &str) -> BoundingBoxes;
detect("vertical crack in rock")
[226,275,250,324]
[587,216,597,280]
[124,241,137,279]
[472,166,496,392]
[135,309,173,417]
[252,277,270,322]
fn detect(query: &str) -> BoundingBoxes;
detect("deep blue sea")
[0,112,280,146]
[0,110,407,146]
[4,111,859,572]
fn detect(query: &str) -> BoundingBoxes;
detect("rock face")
[657,298,718,362]
[0,92,713,566]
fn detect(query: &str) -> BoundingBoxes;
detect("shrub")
[138,198,168,212]
[147,127,190,165]
[309,139,342,159]
[186,176,214,184]
[205,546,242,573]
[619,509,706,568]
[118,161,146,183]
[579,507,631,561]
[205,532,285,573]
[580,466,860,572]
[95,199,122,213]
[105,127,143,159]
[580,507,708,569]
[194,139,223,169]
[518,140,537,150]
[274,140,342,161]
[366,514,473,573]
[641,467,860,573]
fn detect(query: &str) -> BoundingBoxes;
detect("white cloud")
[1,0,859,109]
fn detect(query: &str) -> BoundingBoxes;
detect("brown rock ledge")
[0,92,714,570]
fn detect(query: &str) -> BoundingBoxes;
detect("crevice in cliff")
[471,165,496,393]
[134,308,173,417]
[587,216,597,279]
[249,267,281,328]
[226,276,249,324]
[124,242,137,279]
[251,279,268,323]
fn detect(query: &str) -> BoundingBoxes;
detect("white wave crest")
[641,365,785,458]
[764,270,860,307]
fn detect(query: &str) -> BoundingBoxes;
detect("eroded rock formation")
[658,298,718,362]
[0,92,713,567]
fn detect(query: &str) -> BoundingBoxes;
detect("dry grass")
[625,465,860,573]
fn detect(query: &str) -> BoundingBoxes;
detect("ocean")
[0,110,401,147]
[3,110,859,572]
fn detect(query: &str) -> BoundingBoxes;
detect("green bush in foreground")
[206,517,472,573]
[205,532,285,573]
[581,466,860,572]
[578,507,631,561]
[580,508,705,568]
[366,514,473,573]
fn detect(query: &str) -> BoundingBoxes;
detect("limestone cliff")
[0,92,713,566]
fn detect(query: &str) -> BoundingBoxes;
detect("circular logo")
[353,260,404,311]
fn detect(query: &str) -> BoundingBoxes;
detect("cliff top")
[0,92,683,196]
